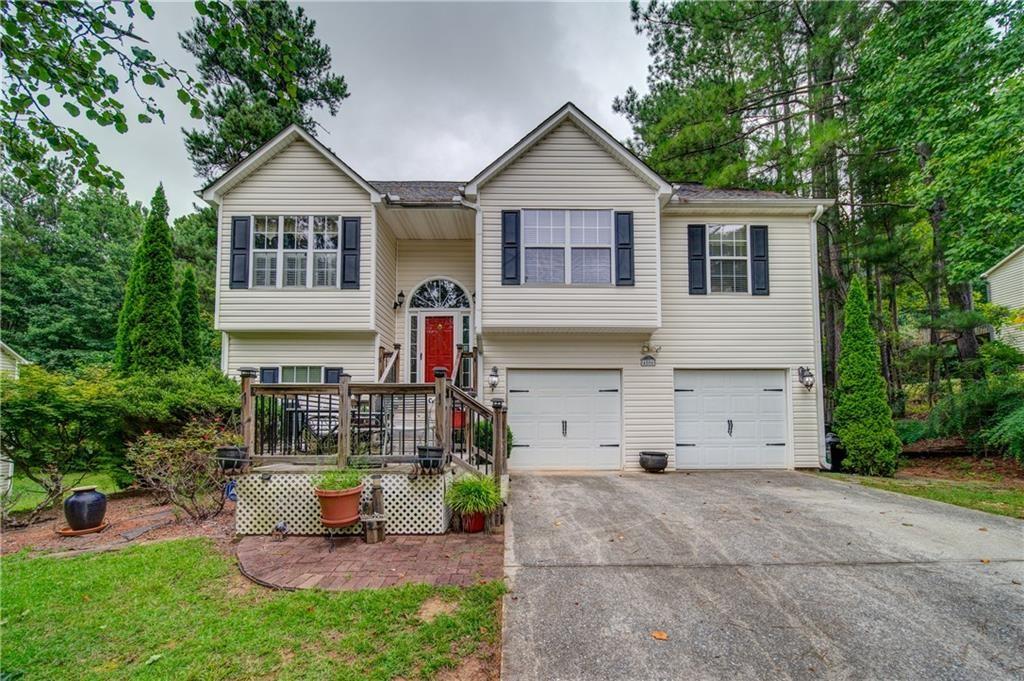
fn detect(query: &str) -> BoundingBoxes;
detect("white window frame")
[249,214,342,289]
[520,209,615,286]
[706,223,752,295]
[276,365,326,383]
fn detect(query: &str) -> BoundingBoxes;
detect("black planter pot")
[216,445,248,472]
[639,451,668,473]
[417,445,444,471]
[64,486,107,531]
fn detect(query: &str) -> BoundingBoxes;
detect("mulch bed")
[897,448,1024,489]
[1,493,237,557]
[236,531,505,591]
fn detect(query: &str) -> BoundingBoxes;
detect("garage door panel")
[674,370,789,470]
[508,370,621,470]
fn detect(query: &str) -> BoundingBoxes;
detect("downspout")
[809,204,828,469]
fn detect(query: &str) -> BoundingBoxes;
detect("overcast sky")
[80,1,651,219]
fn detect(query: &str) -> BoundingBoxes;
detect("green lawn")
[1,538,505,680]
[820,472,1024,518]
[7,472,123,513]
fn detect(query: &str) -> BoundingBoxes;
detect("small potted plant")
[313,469,365,528]
[445,475,502,533]
[639,451,668,473]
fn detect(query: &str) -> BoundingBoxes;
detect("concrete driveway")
[501,471,1024,680]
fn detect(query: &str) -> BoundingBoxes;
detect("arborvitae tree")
[177,266,202,364]
[128,185,182,371]
[114,243,142,371]
[833,277,902,476]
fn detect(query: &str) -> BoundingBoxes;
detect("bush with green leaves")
[833,278,902,477]
[929,372,1024,457]
[984,402,1024,463]
[312,469,364,492]
[473,420,514,458]
[121,365,239,436]
[127,419,240,520]
[445,475,502,516]
[0,365,125,522]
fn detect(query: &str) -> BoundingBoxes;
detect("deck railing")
[239,367,506,482]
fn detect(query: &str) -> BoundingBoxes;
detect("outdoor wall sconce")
[798,366,815,391]
[393,290,405,310]
[487,366,500,391]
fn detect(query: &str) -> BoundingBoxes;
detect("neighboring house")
[981,244,1024,352]
[0,341,28,379]
[202,103,832,471]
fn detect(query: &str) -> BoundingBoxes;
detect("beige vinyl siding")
[479,334,673,469]
[478,120,660,331]
[986,249,1024,351]
[224,332,376,382]
[654,212,822,468]
[395,239,475,356]
[374,216,397,348]
[216,139,374,331]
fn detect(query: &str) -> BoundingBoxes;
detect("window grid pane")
[253,252,277,287]
[254,215,279,249]
[571,248,611,284]
[409,315,418,382]
[313,253,337,287]
[283,252,307,287]
[525,247,565,283]
[710,259,748,293]
[281,366,322,383]
[313,216,338,250]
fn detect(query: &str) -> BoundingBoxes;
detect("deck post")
[338,373,352,467]
[491,398,506,485]
[434,368,449,453]
[392,343,401,382]
[238,367,257,458]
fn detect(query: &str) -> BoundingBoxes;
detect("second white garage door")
[675,370,789,469]
[507,369,621,470]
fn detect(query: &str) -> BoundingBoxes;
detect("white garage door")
[507,369,621,470]
[674,370,788,469]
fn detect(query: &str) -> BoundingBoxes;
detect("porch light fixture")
[487,366,500,391]
[798,366,815,391]
[393,290,405,310]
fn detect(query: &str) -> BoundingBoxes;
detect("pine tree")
[833,277,901,476]
[128,185,182,371]
[177,266,202,364]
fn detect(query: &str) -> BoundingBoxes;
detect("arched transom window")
[409,279,470,309]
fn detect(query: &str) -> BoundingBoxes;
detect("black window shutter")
[501,211,521,285]
[750,225,769,296]
[259,367,279,384]
[687,225,707,295]
[614,212,635,286]
[229,216,250,289]
[323,367,343,384]
[340,217,360,289]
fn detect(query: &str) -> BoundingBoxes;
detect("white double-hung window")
[282,216,309,287]
[250,215,342,288]
[312,216,339,287]
[252,215,279,287]
[522,209,613,285]
[708,224,749,293]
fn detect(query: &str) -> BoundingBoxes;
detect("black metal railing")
[348,384,435,460]
[252,385,340,460]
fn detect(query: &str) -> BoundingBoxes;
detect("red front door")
[423,315,455,382]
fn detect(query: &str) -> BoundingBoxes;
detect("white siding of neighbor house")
[478,120,660,332]
[374,216,397,351]
[216,139,374,331]
[481,210,822,470]
[223,332,376,382]
[0,349,21,379]
[395,239,476,360]
[986,248,1024,351]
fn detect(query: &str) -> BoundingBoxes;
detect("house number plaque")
[640,354,656,368]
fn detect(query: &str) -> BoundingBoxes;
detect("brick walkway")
[236,533,505,591]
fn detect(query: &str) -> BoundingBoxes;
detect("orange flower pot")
[315,484,364,528]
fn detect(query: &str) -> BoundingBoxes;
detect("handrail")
[448,383,492,416]
[349,382,432,394]
[379,350,398,383]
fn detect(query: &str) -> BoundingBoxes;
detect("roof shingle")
[370,181,463,203]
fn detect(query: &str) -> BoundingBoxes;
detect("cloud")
[61,1,650,218]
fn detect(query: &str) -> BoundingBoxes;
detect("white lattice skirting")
[235,471,453,535]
